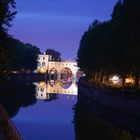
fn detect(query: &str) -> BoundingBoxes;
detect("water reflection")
[0,85,37,118]
[1,78,140,140]
[34,79,77,100]
[10,80,77,140]
[74,103,140,140]
[0,79,77,118]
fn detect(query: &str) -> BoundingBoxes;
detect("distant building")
[37,54,51,73]
[36,54,79,79]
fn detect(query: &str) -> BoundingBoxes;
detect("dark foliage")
[0,85,37,118]
[0,0,16,83]
[77,0,140,87]
[0,0,17,31]
[45,49,61,61]
[9,38,40,71]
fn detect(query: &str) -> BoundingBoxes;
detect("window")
[40,87,44,92]
[42,62,45,66]
[38,62,41,66]
[43,57,45,60]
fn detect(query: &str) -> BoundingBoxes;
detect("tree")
[45,49,61,61]
[0,0,16,31]
[113,0,140,87]
[23,43,40,71]
[0,0,16,82]
[77,0,140,88]
[9,39,40,71]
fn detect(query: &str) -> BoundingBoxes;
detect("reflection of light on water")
[33,79,78,100]
[59,82,72,89]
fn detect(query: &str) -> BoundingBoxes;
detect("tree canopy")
[0,0,40,83]
[0,0,17,32]
[0,0,16,82]
[77,0,140,87]
[9,38,40,71]
[45,49,61,61]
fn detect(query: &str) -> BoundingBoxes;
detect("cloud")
[16,0,118,20]
[16,13,93,24]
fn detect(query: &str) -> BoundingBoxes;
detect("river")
[0,79,140,140]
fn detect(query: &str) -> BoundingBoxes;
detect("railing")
[0,103,24,140]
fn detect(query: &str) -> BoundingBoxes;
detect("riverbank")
[0,73,45,87]
[78,79,140,118]
[0,103,23,140]
[74,103,140,139]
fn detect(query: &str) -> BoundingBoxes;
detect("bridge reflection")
[34,79,78,100]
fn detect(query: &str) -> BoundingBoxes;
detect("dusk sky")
[10,0,118,60]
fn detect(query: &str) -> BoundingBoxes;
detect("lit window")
[125,77,134,84]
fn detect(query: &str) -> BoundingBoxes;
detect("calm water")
[0,80,140,140]
[11,81,77,140]
[12,95,76,140]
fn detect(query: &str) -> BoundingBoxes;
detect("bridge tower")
[37,53,52,73]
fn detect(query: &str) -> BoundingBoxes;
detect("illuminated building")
[36,53,79,79]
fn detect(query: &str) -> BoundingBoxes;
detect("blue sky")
[10,0,118,60]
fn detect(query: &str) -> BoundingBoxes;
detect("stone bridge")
[36,54,79,80]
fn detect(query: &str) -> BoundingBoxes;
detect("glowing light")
[38,68,46,74]
[110,75,120,84]
[38,81,46,85]
[11,71,18,73]
[125,77,134,84]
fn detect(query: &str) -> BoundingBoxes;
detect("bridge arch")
[49,68,57,74]
[49,68,58,86]
[49,68,58,79]
[60,67,73,81]
[42,61,79,84]
[59,67,73,89]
